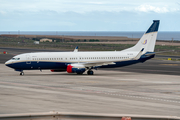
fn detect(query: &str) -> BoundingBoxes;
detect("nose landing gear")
[20,72,24,76]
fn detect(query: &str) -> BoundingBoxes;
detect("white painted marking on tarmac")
[109,93,180,104]
[1,81,179,105]
[142,81,172,84]
[79,87,180,104]
[116,79,139,81]
[116,79,172,84]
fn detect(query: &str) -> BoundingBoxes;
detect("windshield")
[11,58,20,60]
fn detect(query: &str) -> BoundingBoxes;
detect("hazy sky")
[0,0,180,31]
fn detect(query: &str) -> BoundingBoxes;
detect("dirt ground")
[73,41,180,46]
[1,34,180,46]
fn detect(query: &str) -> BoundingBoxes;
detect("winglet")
[134,48,144,60]
[74,46,78,52]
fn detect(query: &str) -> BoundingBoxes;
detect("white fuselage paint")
[5,51,138,65]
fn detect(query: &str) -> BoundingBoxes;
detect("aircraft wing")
[82,61,116,67]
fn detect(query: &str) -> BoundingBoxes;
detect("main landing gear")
[20,72,24,76]
[87,70,94,75]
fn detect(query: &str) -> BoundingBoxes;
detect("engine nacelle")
[67,64,86,74]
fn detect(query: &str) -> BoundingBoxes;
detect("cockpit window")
[11,58,20,60]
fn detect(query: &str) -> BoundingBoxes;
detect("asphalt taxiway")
[0,64,180,116]
[0,47,180,116]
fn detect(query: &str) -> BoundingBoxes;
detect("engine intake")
[67,64,86,74]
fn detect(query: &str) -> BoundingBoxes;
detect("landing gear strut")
[87,70,94,75]
[20,72,24,76]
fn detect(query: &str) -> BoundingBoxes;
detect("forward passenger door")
[26,55,31,64]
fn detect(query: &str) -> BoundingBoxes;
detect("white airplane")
[5,20,160,76]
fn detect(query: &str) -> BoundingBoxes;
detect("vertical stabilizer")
[74,46,78,52]
[122,20,160,53]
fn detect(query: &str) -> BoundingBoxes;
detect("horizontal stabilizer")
[144,52,155,56]
[145,50,174,56]
[155,50,174,54]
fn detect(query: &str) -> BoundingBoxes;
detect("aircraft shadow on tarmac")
[13,71,133,76]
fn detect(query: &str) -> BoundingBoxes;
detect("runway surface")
[0,47,180,116]
[106,60,180,75]
[0,64,180,116]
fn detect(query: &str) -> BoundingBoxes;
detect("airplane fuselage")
[5,51,153,72]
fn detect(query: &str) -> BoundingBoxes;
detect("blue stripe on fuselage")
[6,61,68,70]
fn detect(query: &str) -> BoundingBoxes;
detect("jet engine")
[66,64,86,74]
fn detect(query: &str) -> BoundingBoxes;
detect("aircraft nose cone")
[5,60,12,67]
[5,61,9,65]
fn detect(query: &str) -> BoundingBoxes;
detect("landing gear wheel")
[20,72,24,76]
[87,70,94,75]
